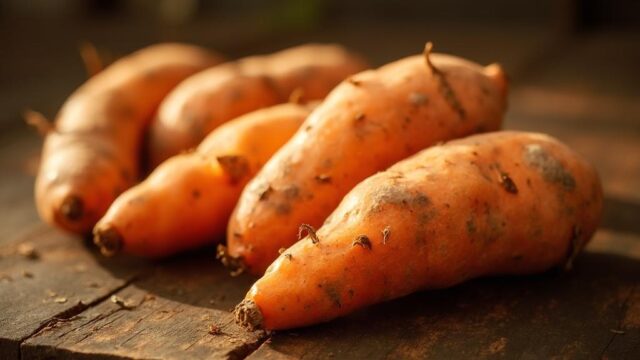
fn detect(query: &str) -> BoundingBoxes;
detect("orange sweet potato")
[147,44,368,167]
[225,43,509,275]
[34,44,223,234]
[93,102,314,258]
[235,131,603,330]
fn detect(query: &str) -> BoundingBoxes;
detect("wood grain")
[21,251,267,360]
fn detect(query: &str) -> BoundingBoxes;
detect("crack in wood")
[599,284,639,358]
[17,276,137,357]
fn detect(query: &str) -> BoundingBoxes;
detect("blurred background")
[0,0,638,205]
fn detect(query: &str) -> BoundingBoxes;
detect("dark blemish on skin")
[216,155,250,184]
[369,186,431,214]
[352,235,372,250]
[192,189,201,199]
[382,226,391,244]
[304,125,313,132]
[258,184,273,201]
[409,92,428,106]
[466,218,477,234]
[298,223,319,244]
[526,178,532,187]
[348,289,355,298]
[315,174,331,183]
[524,144,576,191]
[283,185,300,198]
[232,232,243,239]
[275,202,291,215]
[348,78,362,86]
[499,172,518,194]
[354,113,366,122]
[278,248,293,260]
[512,255,524,261]
[319,283,342,308]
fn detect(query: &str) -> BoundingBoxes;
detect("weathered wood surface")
[1,28,639,359]
[21,251,266,360]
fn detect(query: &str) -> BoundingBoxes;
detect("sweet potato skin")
[227,50,509,275]
[148,44,368,166]
[237,131,603,330]
[94,103,313,258]
[35,44,223,234]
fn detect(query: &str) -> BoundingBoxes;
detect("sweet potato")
[225,43,509,275]
[235,131,603,330]
[147,44,367,167]
[93,102,314,258]
[33,43,223,234]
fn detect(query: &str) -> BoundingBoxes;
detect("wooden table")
[1,29,639,359]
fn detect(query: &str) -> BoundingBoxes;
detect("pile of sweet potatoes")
[32,41,602,331]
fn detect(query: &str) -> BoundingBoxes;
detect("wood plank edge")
[17,276,138,359]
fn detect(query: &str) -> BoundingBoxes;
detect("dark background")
[0,0,639,202]
[1,0,638,129]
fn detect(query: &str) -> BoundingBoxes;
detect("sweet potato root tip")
[23,109,54,136]
[79,41,104,78]
[423,42,435,70]
[60,195,84,221]
[216,244,246,276]
[298,223,319,244]
[235,299,264,331]
[93,225,123,257]
[352,235,372,249]
[288,87,305,104]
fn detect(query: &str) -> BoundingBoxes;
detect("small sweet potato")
[34,44,223,234]
[235,131,603,330]
[93,103,314,258]
[226,43,508,275]
[148,44,367,167]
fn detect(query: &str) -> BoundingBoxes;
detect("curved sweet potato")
[148,44,367,167]
[226,43,509,275]
[94,103,314,258]
[235,131,603,330]
[34,43,223,234]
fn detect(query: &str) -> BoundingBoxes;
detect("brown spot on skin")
[318,283,342,308]
[298,223,319,244]
[499,172,518,194]
[192,189,201,199]
[348,78,362,86]
[275,202,292,215]
[258,184,273,201]
[217,155,249,184]
[283,185,299,198]
[382,226,391,244]
[354,112,366,122]
[466,218,477,235]
[232,232,243,239]
[524,144,576,191]
[315,174,331,183]
[352,235,372,250]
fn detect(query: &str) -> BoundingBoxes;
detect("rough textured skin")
[147,44,368,166]
[35,44,223,234]
[237,131,604,330]
[94,103,313,258]
[227,48,509,275]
